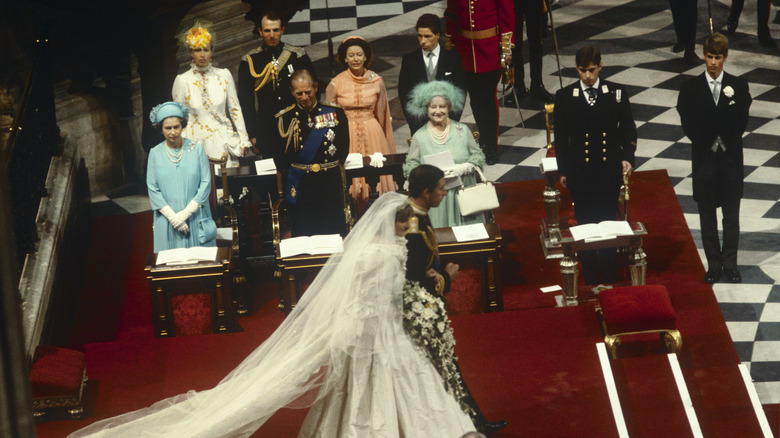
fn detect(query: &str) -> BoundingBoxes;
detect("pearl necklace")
[165,143,184,163]
[428,121,450,144]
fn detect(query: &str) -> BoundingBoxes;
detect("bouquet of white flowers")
[402,280,475,417]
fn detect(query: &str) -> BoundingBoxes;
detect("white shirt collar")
[423,44,441,59]
[580,78,600,91]
[708,71,724,85]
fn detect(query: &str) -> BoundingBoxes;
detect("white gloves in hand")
[160,205,188,233]
[445,163,475,177]
[403,180,409,192]
[172,200,200,233]
[369,152,385,168]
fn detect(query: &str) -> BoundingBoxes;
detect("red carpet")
[37,170,771,437]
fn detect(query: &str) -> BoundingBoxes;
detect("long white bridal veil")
[69,193,411,438]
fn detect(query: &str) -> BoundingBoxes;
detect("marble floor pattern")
[92,0,780,404]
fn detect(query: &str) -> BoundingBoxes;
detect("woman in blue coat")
[147,101,216,252]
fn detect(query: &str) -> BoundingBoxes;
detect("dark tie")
[585,88,597,106]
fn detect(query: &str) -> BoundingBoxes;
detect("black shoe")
[726,16,739,34]
[724,268,742,283]
[485,150,498,166]
[704,267,722,284]
[683,51,700,63]
[479,420,508,435]
[529,83,554,103]
[758,34,777,49]
[672,42,684,53]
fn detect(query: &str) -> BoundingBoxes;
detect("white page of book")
[157,246,218,266]
[540,157,558,173]
[451,223,489,242]
[254,158,277,176]
[569,221,633,242]
[424,150,462,189]
[279,234,343,258]
[344,153,363,169]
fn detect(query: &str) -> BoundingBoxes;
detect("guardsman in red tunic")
[445,0,514,165]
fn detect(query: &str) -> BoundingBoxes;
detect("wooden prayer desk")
[276,223,504,316]
[558,222,647,306]
[435,223,504,312]
[145,246,242,337]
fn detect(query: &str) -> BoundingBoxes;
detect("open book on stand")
[156,246,218,266]
[569,221,634,242]
[279,234,344,258]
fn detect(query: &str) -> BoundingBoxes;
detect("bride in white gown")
[69,192,476,437]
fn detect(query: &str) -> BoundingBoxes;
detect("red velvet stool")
[30,346,88,422]
[596,285,682,359]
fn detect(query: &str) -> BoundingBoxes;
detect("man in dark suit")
[398,13,467,136]
[275,70,350,237]
[677,33,752,284]
[405,164,506,434]
[238,11,316,161]
[554,46,637,288]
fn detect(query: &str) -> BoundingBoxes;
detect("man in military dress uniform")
[445,0,514,165]
[275,70,350,237]
[405,164,507,434]
[238,11,316,161]
[554,46,637,287]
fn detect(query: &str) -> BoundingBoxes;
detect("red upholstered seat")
[599,285,677,334]
[31,346,87,422]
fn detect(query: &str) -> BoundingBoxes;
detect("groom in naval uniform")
[405,164,507,435]
[275,70,349,237]
[398,13,467,136]
[238,10,316,160]
[554,45,637,288]
[677,33,752,284]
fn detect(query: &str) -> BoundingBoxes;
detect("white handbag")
[456,166,499,216]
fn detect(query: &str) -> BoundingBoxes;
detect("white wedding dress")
[69,193,474,437]
[172,62,251,167]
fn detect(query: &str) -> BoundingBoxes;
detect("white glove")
[173,200,200,225]
[403,180,409,192]
[369,152,385,168]
[447,162,475,177]
[160,205,188,233]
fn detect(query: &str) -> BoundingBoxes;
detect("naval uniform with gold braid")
[276,101,349,237]
[238,43,315,159]
[554,79,637,285]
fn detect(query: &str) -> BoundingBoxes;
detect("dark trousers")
[513,0,545,86]
[731,0,773,35]
[464,69,501,155]
[695,150,742,271]
[669,0,697,53]
[571,190,620,285]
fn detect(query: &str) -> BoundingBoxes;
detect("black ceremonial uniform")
[238,42,316,158]
[554,79,637,285]
[405,202,451,296]
[276,101,350,237]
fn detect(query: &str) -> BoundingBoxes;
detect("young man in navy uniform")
[677,33,752,284]
[554,46,637,288]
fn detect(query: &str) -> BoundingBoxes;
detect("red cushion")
[599,285,676,334]
[30,346,85,398]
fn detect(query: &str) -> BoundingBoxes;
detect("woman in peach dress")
[326,36,397,205]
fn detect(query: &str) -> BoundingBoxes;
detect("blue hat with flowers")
[149,101,189,126]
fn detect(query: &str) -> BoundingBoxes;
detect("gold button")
[603,140,607,145]
[602,157,607,162]
[585,133,589,138]
[311,163,321,172]
[602,148,606,153]
[585,141,589,146]
[602,132,607,137]
[585,158,589,162]
[584,149,589,154]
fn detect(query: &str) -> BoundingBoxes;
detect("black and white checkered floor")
[93,0,780,403]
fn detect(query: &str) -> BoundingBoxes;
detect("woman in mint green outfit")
[403,81,486,228]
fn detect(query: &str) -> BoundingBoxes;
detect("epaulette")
[407,216,421,234]
[275,104,296,118]
[241,46,263,62]
[319,101,341,109]
[285,44,306,56]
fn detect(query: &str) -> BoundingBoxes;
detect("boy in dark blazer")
[554,45,637,287]
[677,32,752,284]
[398,14,467,136]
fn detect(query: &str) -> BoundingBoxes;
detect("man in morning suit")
[399,13,467,136]
[445,0,514,165]
[275,70,349,237]
[238,11,316,161]
[554,46,637,288]
[405,164,507,435]
[677,33,752,284]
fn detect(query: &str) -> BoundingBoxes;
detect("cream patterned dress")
[173,63,251,167]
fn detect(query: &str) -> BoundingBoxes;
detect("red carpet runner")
[37,170,772,437]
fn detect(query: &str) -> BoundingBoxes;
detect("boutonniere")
[723,86,734,98]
